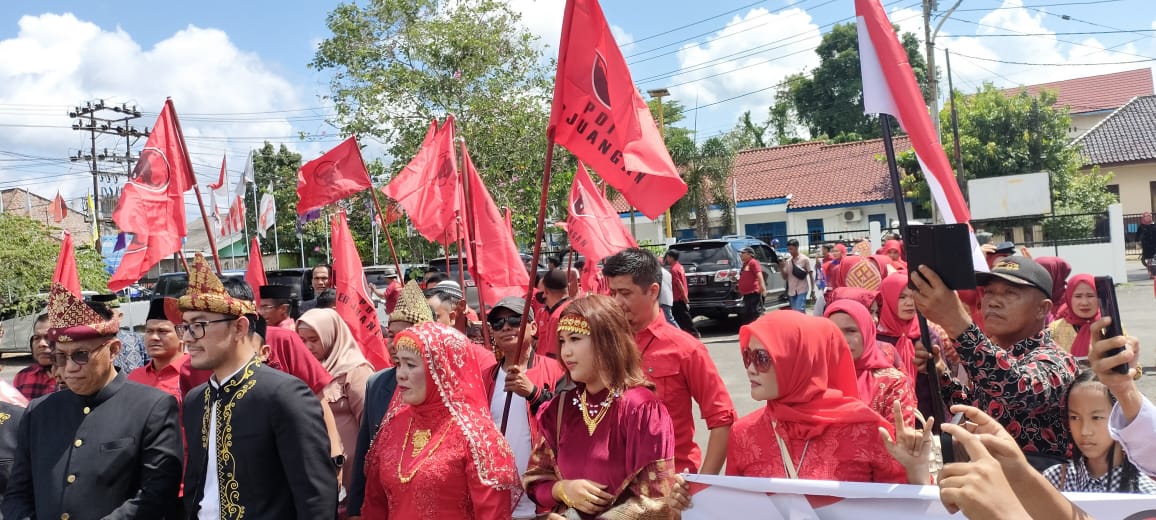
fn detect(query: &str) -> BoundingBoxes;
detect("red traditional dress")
[825,299,916,427]
[728,312,907,483]
[524,383,676,519]
[362,323,520,519]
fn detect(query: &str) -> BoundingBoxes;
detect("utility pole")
[647,88,672,241]
[922,0,962,140]
[70,100,148,254]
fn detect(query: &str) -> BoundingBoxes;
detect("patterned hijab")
[386,322,520,489]
[740,312,888,439]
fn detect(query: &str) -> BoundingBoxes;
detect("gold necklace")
[398,417,449,484]
[576,389,618,436]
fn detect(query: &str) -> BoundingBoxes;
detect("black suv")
[667,236,788,322]
[153,270,248,299]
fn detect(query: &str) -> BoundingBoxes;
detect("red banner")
[245,237,267,306]
[53,231,81,297]
[567,163,637,263]
[297,136,372,215]
[548,0,686,219]
[382,117,461,243]
[109,99,196,292]
[462,141,529,309]
[330,212,391,369]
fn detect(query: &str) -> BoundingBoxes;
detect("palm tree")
[667,136,735,238]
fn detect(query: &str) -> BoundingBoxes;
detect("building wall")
[1098,161,1156,215]
[1070,112,1109,140]
[1,189,95,245]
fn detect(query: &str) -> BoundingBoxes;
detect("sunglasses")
[53,341,112,367]
[487,315,524,330]
[741,346,773,373]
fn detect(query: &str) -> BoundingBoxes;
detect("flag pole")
[458,139,495,354]
[503,137,556,433]
[177,250,192,274]
[168,98,224,276]
[367,188,404,278]
[880,115,948,431]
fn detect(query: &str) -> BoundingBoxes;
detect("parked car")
[152,270,248,299]
[426,257,480,311]
[266,268,313,301]
[666,236,788,323]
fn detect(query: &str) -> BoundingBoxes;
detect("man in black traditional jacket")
[2,283,183,520]
[178,253,337,519]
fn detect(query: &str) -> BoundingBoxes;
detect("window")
[807,219,825,244]
[745,222,787,247]
[1106,184,1119,202]
[868,213,888,229]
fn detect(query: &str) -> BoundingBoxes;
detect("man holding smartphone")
[909,256,1078,471]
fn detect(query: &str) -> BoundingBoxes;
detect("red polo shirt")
[670,262,689,303]
[128,352,187,404]
[737,257,761,295]
[634,315,737,473]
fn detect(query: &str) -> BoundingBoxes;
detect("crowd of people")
[0,234,1150,519]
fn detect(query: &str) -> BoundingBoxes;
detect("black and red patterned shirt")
[940,324,1078,460]
[12,363,55,401]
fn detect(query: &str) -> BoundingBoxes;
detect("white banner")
[683,474,1156,520]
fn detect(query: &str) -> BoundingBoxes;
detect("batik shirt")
[940,324,1078,459]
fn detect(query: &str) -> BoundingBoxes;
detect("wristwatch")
[331,454,346,468]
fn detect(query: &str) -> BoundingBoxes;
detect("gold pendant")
[411,429,432,457]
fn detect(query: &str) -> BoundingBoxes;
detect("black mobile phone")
[1094,276,1129,375]
[940,412,966,464]
[905,224,978,291]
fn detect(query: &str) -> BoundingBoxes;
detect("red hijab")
[878,272,919,379]
[824,244,849,288]
[739,311,888,439]
[1058,274,1099,358]
[1036,257,1072,316]
[387,323,521,490]
[828,287,880,312]
[825,300,893,406]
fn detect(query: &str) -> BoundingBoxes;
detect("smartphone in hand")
[1094,275,1129,375]
[905,224,978,291]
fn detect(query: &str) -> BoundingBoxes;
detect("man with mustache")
[911,256,1078,471]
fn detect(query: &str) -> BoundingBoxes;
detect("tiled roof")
[1075,95,1156,166]
[613,137,906,213]
[999,68,1153,114]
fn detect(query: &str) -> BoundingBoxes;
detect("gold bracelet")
[555,481,575,508]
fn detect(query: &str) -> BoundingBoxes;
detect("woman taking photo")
[296,308,375,496]
[727,311,931,484]
[361,322,520,519]
[1047,274,1100,360]
[825,299,916,427]
[523,295,677,519]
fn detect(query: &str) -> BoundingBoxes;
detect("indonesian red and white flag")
[856,0,986,271]
[208,155,229,229]
[549,0,687,219]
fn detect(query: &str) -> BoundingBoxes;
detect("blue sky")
[1,0,1153,204]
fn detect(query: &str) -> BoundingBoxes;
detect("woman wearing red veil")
[825,299,916,427]
[523,295,677,519]
[361,322,520,519]
[726,311,930,483]
[878,272,956,422]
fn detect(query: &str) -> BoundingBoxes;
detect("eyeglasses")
[487,315,524,330]
[176,317,238,339]
[741,346,773,373]
[53,341,112,367]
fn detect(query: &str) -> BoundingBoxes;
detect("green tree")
[786,23,929,141]
[0,215,110,318]
[311,0,573,247]
[896,83,1115,238]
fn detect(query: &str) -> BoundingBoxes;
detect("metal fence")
[971,211,1111,250]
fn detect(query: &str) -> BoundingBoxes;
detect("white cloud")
[0,13,330,205]
[665,8,822,121]
[505,0,631,56]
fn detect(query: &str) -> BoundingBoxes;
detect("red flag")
[53,231,81,297]
[51,192,67,223]
[461,142,529,309]
[382,199,403,225]
[549,0,687,219]
[245,237,267,306]
[297,136,373,215]
[382,117,461,243]
[856,0,985,271]
[330,212,391,369]
[567,162,637,263]
[108,99,196,292]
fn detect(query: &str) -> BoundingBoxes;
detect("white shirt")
[199,364,249,520]
[659,268,674,307]
[491,367,536,519]
[1110,396,1156,475]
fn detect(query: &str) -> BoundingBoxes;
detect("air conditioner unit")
[841,209,864,223]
